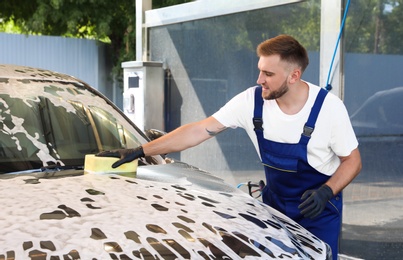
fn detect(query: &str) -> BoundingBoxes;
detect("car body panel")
[1,164,327,259]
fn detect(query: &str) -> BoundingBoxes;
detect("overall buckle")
[253,118,263,131]
[303,125,314,137]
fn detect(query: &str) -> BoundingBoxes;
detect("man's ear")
[289,68,302,84]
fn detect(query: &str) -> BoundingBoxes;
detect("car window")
[0,79,162,173]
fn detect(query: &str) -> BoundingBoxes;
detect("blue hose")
[325,0,351,91]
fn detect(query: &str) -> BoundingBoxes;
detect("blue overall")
[253,86,342,259]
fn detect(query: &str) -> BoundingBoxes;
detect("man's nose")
[256,73,264,85]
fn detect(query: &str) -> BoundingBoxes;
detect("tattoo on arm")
[206,126,228,136]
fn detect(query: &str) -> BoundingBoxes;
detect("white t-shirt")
[212,82,358,176]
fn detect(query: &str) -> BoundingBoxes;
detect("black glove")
[298,184,333,219]
[96,146,145,168]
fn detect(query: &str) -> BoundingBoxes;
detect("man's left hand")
[298,184,333,219]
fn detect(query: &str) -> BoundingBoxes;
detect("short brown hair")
[257,34,309,72]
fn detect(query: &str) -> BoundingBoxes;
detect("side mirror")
[144,129,166,141]
[144,129,168,159]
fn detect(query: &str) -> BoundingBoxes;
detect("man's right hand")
[96,146,145,168]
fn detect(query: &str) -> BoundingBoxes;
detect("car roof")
[0,64,80,83]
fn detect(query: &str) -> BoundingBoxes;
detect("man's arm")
[142,116,227,156]
[299,147,362,218]
[325,147,362,195]
[96,116,227,168]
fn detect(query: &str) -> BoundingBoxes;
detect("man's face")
[256,55,290,100]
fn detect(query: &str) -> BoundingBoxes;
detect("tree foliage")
[0,0,192,79]
[1,0,402,79]
[344,0,403,54]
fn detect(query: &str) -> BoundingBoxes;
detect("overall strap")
[253,86,265,158]
[300,88,328,145]
[253,86,264,132]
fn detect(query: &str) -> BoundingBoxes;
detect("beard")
[263,79,289,100]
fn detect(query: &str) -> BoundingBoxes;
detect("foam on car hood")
[0,167,327,259]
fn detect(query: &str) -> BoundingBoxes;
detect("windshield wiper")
[39,164,84,171]
[3,164,84,177]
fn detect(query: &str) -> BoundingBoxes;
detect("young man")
[98,34,362,259]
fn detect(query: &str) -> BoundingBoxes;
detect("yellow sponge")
[84,154,138,177]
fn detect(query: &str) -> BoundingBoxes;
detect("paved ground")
[217,137,403,260]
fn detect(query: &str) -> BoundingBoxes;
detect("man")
[98,34,362,259]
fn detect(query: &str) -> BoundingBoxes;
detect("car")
[0,64,331,259]
[350,87,403,137]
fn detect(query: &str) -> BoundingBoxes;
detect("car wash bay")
[136,1,403,259]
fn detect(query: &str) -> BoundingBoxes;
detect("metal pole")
[320,0,343,99]
[136,0,152,61]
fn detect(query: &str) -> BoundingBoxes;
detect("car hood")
[0,162,328,259]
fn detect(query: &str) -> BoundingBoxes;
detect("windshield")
[0,78,162,174]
